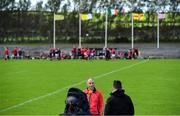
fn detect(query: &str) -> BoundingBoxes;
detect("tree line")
[1,0,179,13]
[0,0,179,44]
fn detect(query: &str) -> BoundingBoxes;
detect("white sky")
[15,0,47,7]
[15,0,179,12]
[33,0,47,6]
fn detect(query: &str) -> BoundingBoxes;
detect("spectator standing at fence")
[104,80,134,115]
[83,78,104,115]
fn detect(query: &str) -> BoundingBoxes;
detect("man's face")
[87,79,95,90]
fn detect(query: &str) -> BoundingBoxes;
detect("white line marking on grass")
[0,59,149,113]
[4,71,27,75]
[93,60,149,79]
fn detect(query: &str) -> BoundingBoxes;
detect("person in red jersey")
[80,48,85,59]
[13,47,18,59]
[83,78,104,115]
[72,47,77,59]
[111,48,116,59]
[5,47,9,60]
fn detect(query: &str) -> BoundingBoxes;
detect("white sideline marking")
[0,60,149,113]
[4,71,27,76]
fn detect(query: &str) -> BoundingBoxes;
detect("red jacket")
[83,88,104,115]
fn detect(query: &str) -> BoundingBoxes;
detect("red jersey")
[83,89,104,115]
[14,48,17,55]
[91,49,95,54]
[5,48,9,55]
[81,48,85,55]
[86,49,90,55]
[111,48,116,54]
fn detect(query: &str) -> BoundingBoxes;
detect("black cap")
[113,80,122,89]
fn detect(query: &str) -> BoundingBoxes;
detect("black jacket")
[104,89,134,115]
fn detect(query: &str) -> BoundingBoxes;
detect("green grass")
[0,59,180,115]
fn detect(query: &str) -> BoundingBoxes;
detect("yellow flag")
[54,14,64,20]
[80,13,92,21]
[133,13,145,21]
[80,14,88,21]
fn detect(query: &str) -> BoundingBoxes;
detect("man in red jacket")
[83,78,104,115]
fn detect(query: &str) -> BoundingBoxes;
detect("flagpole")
[131,13,134,49]
[79,13,81,48]
[53,12,56,49]
[157,13,160,48]
[79,0,81,48]
[105,8,108,48]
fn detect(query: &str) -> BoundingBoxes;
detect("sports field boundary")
[0,59,149,113]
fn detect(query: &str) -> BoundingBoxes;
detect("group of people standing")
[63,78,134,115]
[4,47,23,60]
[70,47,96,60]
[3,47,139,60]
[69,47,117,60]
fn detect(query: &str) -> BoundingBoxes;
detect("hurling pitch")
[0,59,180,115]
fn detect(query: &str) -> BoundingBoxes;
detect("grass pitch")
[0,59,180,115]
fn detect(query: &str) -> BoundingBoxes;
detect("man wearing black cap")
[104,80,134,115]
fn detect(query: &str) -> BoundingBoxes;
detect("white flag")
[158,13,166,19]
[87,13,92,20]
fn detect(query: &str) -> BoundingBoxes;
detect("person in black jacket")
[60,87,91,116]
[104,80,134,115]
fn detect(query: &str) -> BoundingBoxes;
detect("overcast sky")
[14,0,179,12]
[15,0,48,7]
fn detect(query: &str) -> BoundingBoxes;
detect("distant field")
[0,59,180,115]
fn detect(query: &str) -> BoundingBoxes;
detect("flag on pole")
[158,13,166,19]
[54,14,64,20]
[108,8,119,16]
[80,13,92,21]
[132,13,145,21]
[114,8,119,16]
[87,14,92,19]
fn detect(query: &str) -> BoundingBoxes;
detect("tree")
[17,0,31,11]
[169,0,179,12]
[36,1,44,12]
[45,0,63,12]
[61,0,70,13]
[0,0,16,11]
